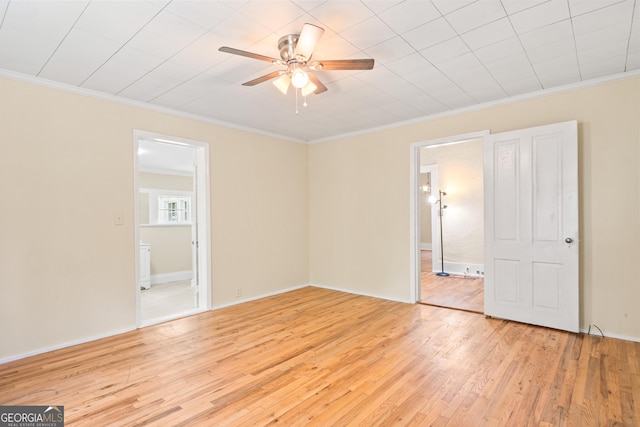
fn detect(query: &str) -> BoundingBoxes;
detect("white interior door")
[483,121,579,332]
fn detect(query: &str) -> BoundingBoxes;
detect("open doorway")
[134,132,211,326]
[410,131,488,313]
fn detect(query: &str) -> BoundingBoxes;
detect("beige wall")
[309,77,640,340]
[0,77,309,360]
[1,74,638,361]
[140,226,192,275]
[421,140,484,265]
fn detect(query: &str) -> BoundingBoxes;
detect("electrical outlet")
[235,288,241,298]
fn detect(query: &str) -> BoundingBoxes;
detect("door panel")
[494,141,519,240]
[484,121,579,332]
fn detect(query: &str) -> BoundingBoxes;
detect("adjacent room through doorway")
[417,138,484,313]
[135,133,211,326]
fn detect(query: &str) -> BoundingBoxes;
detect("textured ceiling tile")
[0,0,637,141]
[82,46,164,94]
[378,1,441,34]
[510,0,570,34]
[461,17,515,50]
[127,10,209,59]
[403,17,457,51]
[237,1,307,31]
[306,1,374,33]
[532,57,581,88]
[365,36,416,63]
[445,0,506,34]
[579,54,627,79]
[571,0,634,36]
[386,52,433,76]
[340,16,396,50]
[360,0,398,14]
[165,1,235,29]
[2,0,87,38]
[74,1,161,43]
[39,28,121,85]
[0,26,58,74]
[421,37,469,65]
[474,36,524,64]
[313,33,361,61]
[568,0,626,17]
[431,0,476,16]
[501,0,547,15]
[170,31,227,74]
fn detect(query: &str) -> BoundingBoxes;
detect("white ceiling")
[1,0,638,142]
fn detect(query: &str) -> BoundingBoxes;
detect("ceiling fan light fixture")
[300,81,317,97]
[273,74,291,94]
[291,68,309,89]
[295,23,324,61]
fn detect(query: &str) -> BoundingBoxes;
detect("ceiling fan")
[219,23,375,97]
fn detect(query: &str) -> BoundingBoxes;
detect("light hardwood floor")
[1,287,638,426]
[420,250,484,313]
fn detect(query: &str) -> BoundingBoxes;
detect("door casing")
[409,130,490,304]
[133,131,212,327]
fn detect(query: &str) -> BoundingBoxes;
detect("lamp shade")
[300,81,317,96]
[295,23,324,60]
[273,74,291,94]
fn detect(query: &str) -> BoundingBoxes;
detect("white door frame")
[133,131,212,327]
[409,130,490,304]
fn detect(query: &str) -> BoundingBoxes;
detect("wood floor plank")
[1,287,638,426]
[420,250,484,313]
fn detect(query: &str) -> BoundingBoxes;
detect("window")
[139,189,193,226]
[158,196,191,224]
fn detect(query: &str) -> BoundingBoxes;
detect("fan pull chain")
[294,89,309,114]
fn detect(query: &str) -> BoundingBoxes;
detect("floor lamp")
[435,190,449,277]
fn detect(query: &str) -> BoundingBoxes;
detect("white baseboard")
[579,328,640,343]
[0,326,136,365]
[309,283,411,304]
[420,243,432,250]
[150,270,192,285]
[433,262,484,278]
[212,283,309,309]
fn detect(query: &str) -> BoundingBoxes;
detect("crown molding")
[0,69,305,144]
[2,68,637,146]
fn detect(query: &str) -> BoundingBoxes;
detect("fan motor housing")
[278,34,300,62]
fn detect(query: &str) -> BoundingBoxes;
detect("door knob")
[565,237,573,243]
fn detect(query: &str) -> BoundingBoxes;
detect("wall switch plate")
[114,212,124,225]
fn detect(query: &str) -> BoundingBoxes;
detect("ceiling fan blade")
[315,59,375,71]
[242,71,284,86]
[295,23,324,60]
[219,46,280,64]
[307,71,327,94]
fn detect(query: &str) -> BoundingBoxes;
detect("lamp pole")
[436,190,449,277]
